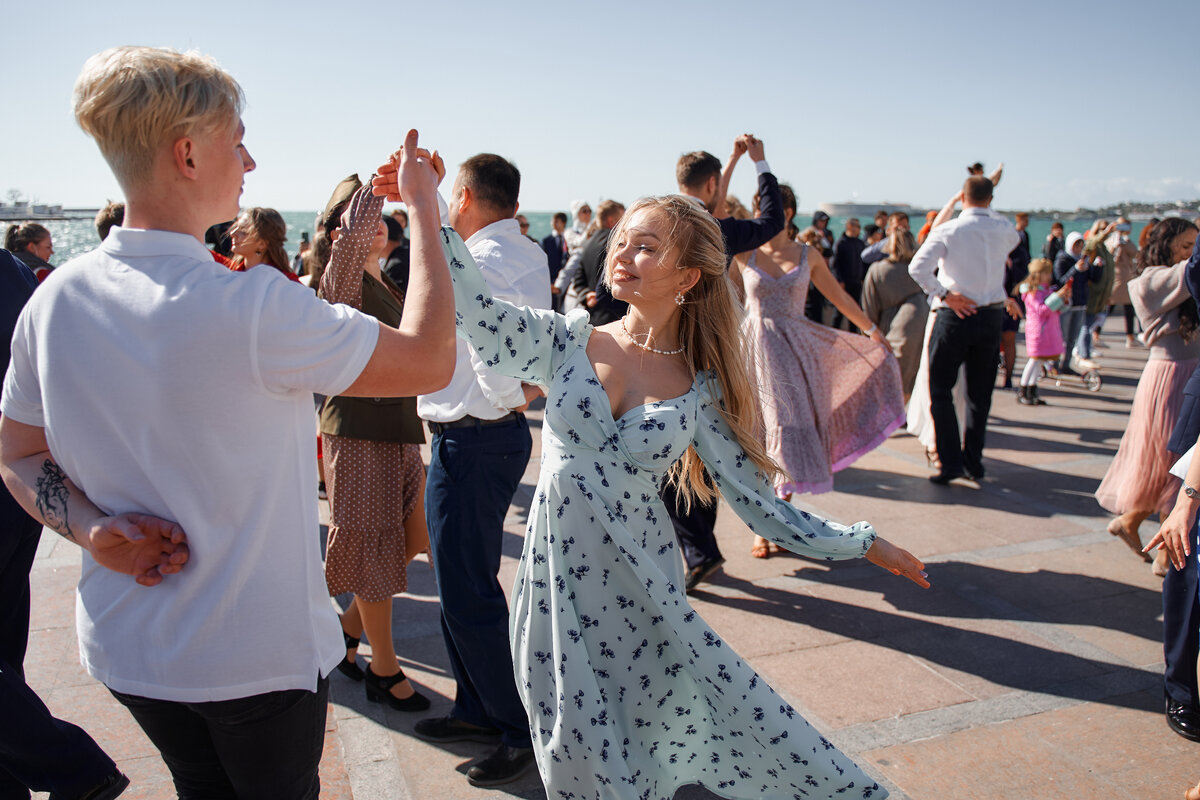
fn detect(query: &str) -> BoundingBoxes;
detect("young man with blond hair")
[0,46,455,797]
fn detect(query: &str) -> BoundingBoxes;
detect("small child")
[1017,258,1069,405]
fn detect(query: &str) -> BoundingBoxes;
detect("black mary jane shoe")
[337,629,364,682]
[364,664,431,712]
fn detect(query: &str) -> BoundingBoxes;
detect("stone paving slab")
[24,322,1200,799]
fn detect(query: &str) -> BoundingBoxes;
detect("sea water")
[22,211,1148,267]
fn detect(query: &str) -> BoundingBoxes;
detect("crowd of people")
[1,44,1199,800]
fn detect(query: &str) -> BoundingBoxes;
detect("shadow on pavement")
[696,564,1160,714]
[830,462,1108,521]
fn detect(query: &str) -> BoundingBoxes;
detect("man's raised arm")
[718,136,784,257]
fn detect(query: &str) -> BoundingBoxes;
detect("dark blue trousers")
[1162,532,1200,709]
[1165,378,1200,711]
[425,416,533,748]
[928,306,1004,477]
[0,490,117,799]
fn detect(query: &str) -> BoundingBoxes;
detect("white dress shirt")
[418,218,552,422]
[2,228,379,701]
[908,207,1020,308]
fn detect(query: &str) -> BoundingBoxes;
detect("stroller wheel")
[1085,371,1102,392]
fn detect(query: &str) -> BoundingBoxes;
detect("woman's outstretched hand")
[865,536,930,588]
[371,129,443,206]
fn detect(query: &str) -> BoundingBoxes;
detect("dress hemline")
[776,412,906,498]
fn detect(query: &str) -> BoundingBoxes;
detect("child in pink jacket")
[1018,258,1068,405]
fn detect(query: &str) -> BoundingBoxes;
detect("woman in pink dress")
[1096,218,1200,575]
[730,185,905,558]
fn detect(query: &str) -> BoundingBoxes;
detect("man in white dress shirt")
[0,47,455,796]
[415,153,551,787]
[908,175,1020,484]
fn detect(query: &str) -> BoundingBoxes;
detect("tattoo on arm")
[35,459,74,542]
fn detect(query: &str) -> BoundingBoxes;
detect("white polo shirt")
[1,228,379,702]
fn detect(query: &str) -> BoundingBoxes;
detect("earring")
[675,291,686,306]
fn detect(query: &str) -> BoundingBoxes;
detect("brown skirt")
[323,435,425,602]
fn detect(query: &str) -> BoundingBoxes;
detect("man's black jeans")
[927,305,1004,477]
[110,676,328,799]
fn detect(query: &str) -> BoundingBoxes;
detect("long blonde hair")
[604,195,778,507]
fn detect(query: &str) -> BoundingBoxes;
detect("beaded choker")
[620,317,684,355]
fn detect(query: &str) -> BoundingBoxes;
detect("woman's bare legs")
[340,601,363,666]
[752,492,791,557]
[356,596,417,699]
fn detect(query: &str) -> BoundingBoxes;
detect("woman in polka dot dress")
[430,191,930,799]
[319,180,430,711]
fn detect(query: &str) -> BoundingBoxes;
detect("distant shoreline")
[6,201,1197,226]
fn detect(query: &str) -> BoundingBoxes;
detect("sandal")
[1107,518,1152,563]
[751,536,771,559]
[925,448,941,471]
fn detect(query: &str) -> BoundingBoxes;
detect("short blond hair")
[73,46,243,189]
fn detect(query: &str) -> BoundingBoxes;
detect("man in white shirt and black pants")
[909,175,1020,484]
[415,154,551,787]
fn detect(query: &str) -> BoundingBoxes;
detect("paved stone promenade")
[26,324,1199,798]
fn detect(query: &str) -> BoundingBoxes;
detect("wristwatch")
[1186,485,1200,500]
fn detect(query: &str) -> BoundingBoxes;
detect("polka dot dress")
[324,437,422,601]
[318,182,425,603]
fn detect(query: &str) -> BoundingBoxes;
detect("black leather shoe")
[466,743,536,787]
[928,471,964,485]
[364,664,430,712]
[684,557,725,593]
[413,715,502,744]
[1166,694,1200,742]
[78,770,130,800]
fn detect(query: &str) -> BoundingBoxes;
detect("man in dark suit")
[671,135,785,592]
[1161,232,1200,744]
[541,211,569,309]
[572,200,626,326]
[675,135,783,263]
[830,217,866,330]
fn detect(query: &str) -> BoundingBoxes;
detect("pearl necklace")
[620,316,685,355]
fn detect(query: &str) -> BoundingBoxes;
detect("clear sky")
[4,0,1197,213]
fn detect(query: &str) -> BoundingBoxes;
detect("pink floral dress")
[742,249,905,495]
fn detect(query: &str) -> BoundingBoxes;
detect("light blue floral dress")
[441,228,887,799]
